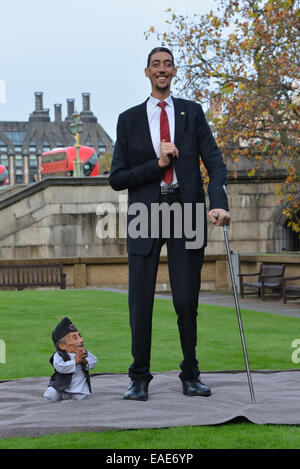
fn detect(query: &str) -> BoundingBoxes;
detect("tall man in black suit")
[109,47,230,401]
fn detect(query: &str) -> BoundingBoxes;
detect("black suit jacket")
[109,97,229,255]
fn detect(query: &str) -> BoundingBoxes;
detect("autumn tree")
[146,0,300,233]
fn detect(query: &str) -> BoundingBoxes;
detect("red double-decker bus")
[41,146,99,178]
[0,165,9,185]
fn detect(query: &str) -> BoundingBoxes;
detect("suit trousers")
[128,192,204,382]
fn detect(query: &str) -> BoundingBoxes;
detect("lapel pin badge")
[181,111,185,115]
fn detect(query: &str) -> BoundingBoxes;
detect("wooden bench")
[239,264,286,300]
[282,276,300,304]
[0,263,66,290]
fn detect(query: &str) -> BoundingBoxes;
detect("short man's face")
[59,331,84,353]
[145,51,177,93]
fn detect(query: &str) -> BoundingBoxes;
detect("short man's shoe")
[182,378,211,397]
[123,380,149,401]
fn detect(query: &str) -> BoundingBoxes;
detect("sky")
[0,0,219,142]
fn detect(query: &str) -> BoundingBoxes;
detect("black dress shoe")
[182,378,211,396]
[123,380,149,401]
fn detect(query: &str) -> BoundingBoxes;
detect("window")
[43,141,50,152]
[0,155,8,167]
[15,170,24,183]
[29,155,39,183]
[0,155,9,175]
[29,155,38,168]
[29,141,36,153]
[14,155,24,183]
[4,131,26,144]
[281,221,300,252]
[14,146,22,152]
[98,141,106,154]
[15,155,23,167]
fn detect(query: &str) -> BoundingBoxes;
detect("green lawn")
[1,424,300,450]
[0,289,299,449]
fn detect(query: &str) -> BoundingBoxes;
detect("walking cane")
[214,213,256,404]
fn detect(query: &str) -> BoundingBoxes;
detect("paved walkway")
[100,288,300,318]
[197,292,300,318]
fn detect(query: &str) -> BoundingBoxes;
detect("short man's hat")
[52,317,78,345]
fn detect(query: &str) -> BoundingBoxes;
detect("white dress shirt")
[146,94,178,187]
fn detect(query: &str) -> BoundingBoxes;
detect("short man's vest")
[48,350,91,393]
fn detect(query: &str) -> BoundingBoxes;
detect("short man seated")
[44,317,97,402]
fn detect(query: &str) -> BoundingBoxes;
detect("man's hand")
[208,209,230,227]
[158,140,179,168]
[75,348,87,364]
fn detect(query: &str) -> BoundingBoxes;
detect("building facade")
[0,92,114,184]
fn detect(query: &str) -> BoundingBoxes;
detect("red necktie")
[158,101,173,185]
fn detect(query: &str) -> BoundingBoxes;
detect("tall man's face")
[145,51,177,95]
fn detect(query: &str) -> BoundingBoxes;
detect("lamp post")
[70,112,84,177]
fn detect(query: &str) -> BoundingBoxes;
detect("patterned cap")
[52,317,78,345]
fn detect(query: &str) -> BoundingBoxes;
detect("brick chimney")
[80,92,97,123]
[29,91,50,122]
[35,92,43,111]
[65,98,75,121]
[82,92,90,112]
[54,104,62,122]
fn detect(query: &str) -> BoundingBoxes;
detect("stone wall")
[0,176,297,261]
[0,254,298,292]
[0,177,126,259]
[206,178,285,255]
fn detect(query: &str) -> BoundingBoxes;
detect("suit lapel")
[172,97,186,147]
[137,99,157,158]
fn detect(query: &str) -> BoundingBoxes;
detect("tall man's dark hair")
[147,47,175,67]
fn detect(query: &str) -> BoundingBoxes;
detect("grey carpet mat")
[0,369,300,438]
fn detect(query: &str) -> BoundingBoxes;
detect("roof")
[0,92,114,155]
